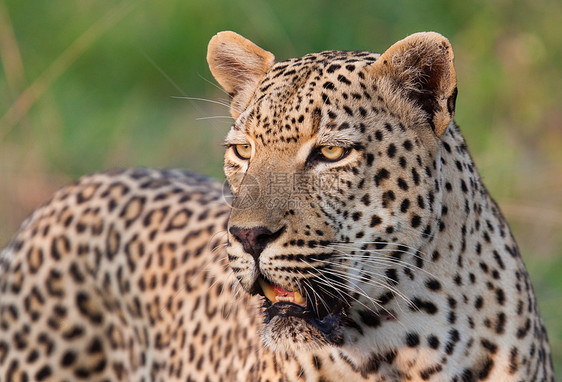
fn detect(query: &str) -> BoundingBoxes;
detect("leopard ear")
[207,31,275,119]
[374,32,457,137]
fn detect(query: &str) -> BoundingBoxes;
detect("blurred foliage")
[0,0,561,376]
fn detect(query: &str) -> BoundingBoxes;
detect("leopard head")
[208,31,457,352]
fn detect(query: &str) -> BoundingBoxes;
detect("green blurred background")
[1,0,560,376]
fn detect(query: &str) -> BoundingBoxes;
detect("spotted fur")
[0,32,553,381]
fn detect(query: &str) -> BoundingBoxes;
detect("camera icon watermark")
[222,172,340,210]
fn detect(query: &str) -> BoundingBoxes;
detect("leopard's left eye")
[319,146,347,161]
[232,144,252,160]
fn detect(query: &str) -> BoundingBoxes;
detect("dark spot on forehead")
[327,64,341,73]
[312,108,322,133]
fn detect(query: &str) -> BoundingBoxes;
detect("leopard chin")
[255,277,349,352]
[259,313,343,353]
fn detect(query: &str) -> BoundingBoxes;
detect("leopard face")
[208,32,459,352]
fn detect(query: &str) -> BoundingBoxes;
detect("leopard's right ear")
[207,31,275,119]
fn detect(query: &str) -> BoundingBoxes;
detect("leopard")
[0,31,554,381]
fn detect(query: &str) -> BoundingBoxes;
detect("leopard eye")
[320,146,346,161]
[233,144,252,160]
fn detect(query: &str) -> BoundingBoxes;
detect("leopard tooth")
[293,291,306,306]
[258,278,277,303]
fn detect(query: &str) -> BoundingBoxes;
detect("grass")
[1,0,561,376]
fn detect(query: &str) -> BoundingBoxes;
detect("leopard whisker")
[196,73,230,96]
[297,265,347,302]
[330,241,430,261]
[301,262,386,310]
[302,269,383,316]
[171,96,242,113]
[220,271,244,318]
[195,115,234,121]
[329,239,425,253]
[314,264,418,315]
[303,269,409,327]
[231,278,246,301]
[297,270,332,316]
[314,243,436,278]
[326,252,436,279]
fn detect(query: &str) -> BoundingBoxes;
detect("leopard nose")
[229,226,285,260]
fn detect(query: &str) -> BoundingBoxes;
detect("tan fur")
[373,32,456,137]
[207,31,275,119]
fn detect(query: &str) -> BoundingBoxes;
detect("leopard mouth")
[255,276,348,346]
[258,278,307,307]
